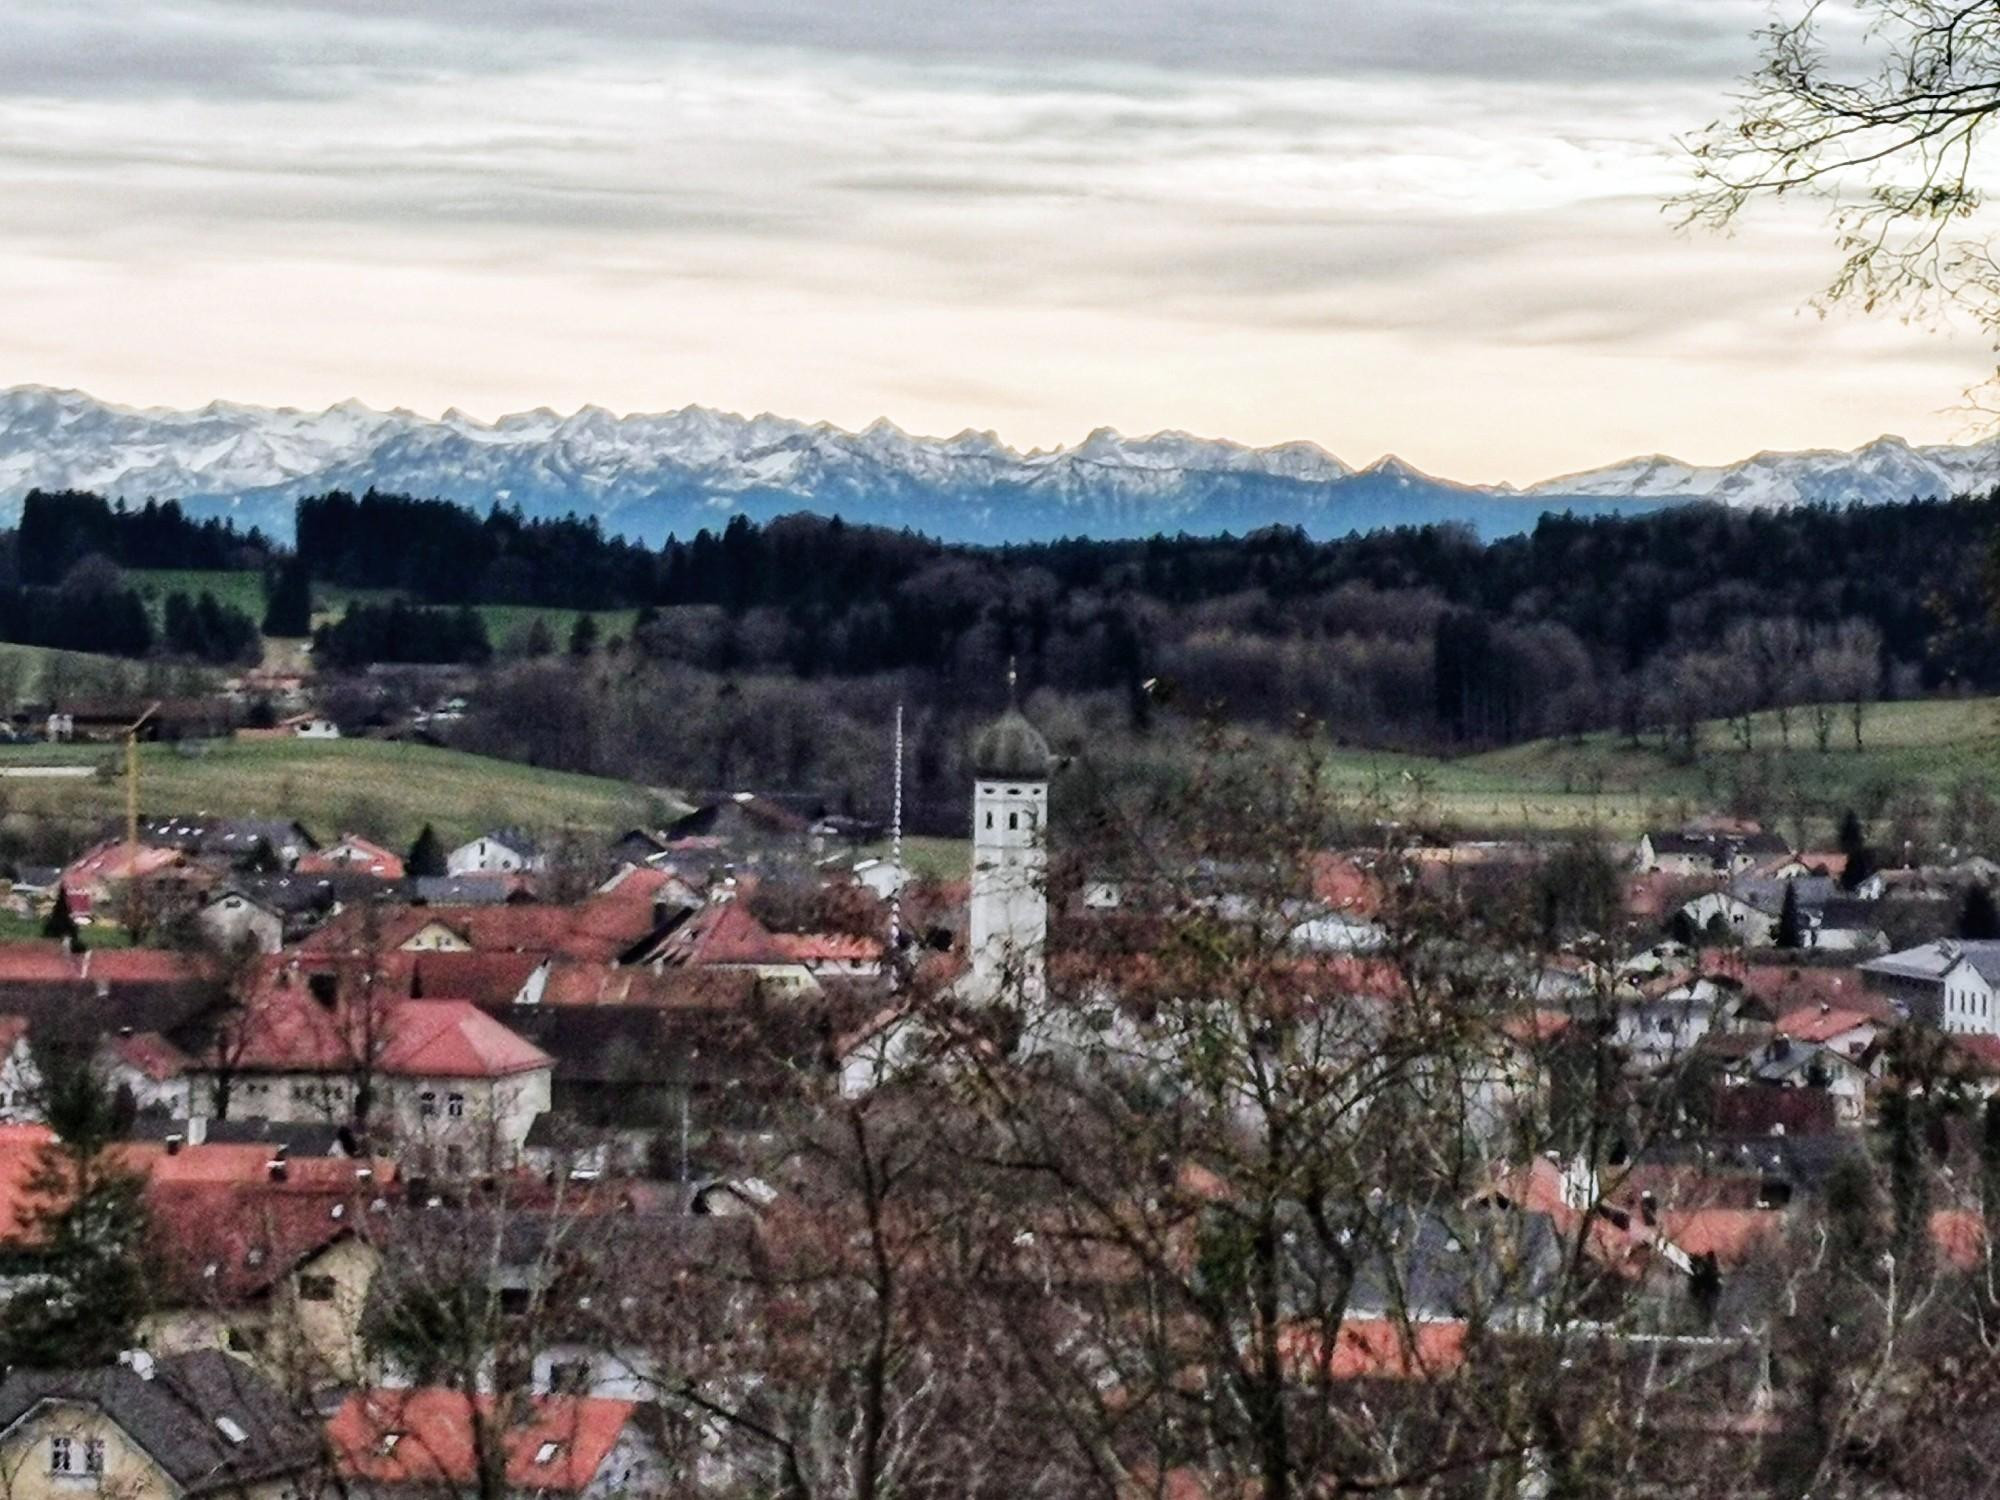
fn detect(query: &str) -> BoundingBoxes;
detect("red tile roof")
[0,944,213,986]
[769,931,884,966]
[1660,1208,1782,1269]
[327,1389,636,1493]
[102,1029,192,1081]
[1932,1209,1986,1272]
[1277,1317,1468,1381]
[375,1001,552,1079]
[1309,854,1384,918]
[298,836,405,880]
[1772,1005,1879,1046]
[536,961,759,1008]
[651,900,789,967]
[145,1169,392,1301]
[225,988,550,1079]
[411,952,543,1007]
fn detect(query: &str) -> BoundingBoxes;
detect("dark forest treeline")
[16,491,269,584]
[313,599,492,669]
[11,485,2000,749]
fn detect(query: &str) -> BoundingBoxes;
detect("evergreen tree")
[1962,883,2000,940]
[522,618,556,657]
[1837,808,1878,890]
[567,613,599,657]
[40,886,77,949]
[1775,881,1804,950]
[1837,809,1866,861]
[0,1054,151,1367]
[262,555,314,637]
[408,823,447,879]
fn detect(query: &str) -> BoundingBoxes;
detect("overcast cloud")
[0,0,1987,480]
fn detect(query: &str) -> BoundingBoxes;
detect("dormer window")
[378,1432,403,1456]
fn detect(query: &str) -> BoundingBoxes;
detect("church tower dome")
[967,669,1050,1002]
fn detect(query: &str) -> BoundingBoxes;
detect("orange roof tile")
[1277,1317,1468,1381]
[652,901,789,967]
[327,1390,636,1493]
[411,951,543,1007]
[298,835,405,880]
[1660,1208,1782,1269]
[1932,1209,1986,1272]
[769,931,884,965]
[1772,1006,1879,1046]
[102,1029,192,1081]
[375,1001,552,1079]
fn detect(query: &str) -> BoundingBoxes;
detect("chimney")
[355,1165,374,1184]
[1819,1001,1831,1015]
[165,1133,183,1156]
[1639,1190,1658,1228]
[117,1025,133,1038]
[266,1159,289,1183]
[117,1350,156,1381]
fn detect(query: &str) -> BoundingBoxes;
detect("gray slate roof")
[0,1351,318,1494]
[1863,939,2000,984]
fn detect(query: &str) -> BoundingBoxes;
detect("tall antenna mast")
[888,701,904,965]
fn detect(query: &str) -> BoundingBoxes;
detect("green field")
[126,570,640,653]
[0,738,678,850]
[129,568,266,621]
[1308,697,2000,839]
[0,641,208,703]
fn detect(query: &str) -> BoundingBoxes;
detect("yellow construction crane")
[124,702,159,856]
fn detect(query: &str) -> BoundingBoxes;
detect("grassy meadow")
[0,737,676,851]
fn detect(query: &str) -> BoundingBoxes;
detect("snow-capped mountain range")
[2,384,1996,544]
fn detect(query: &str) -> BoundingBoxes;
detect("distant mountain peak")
[0,384,1994,545]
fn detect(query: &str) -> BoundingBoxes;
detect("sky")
[0,0,1992,483]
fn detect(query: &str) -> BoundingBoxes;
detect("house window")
[49,1436,72,1474]
[1008,812,1018,830]
[499,1286,531,1317]
[548,1358,590,1394]
[447,1092,465,1118]
[84,1439,103,1475]
[419,1091,438,1117]
[984,812,993,829]
[298,1274,337,1302]
[445,1146,466,1175]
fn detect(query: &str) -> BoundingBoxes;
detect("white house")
[0,1018,39,1123]
[190,986,554,1175]
[1863,940,2000,1035]
[99,1029,194,1117]
[447,829,545,877]
[1614,975,1740,1072]
[197,887,286,954]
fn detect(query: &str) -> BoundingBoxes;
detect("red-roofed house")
[58,839,197,921]
[299,834,406,881]
[98,1028,194,1115]
[327,1388,662,1498]
[190,987,553,1175]
[1772,1004,1880,1057]
[138,1155,396,1377]
[1660,1208,1784,1270]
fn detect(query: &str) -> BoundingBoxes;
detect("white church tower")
[967,676,1051,1002]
